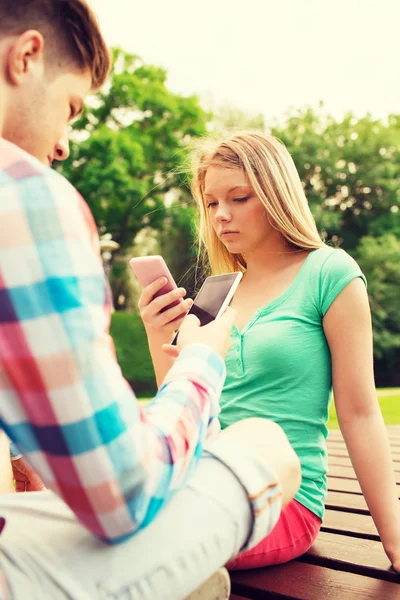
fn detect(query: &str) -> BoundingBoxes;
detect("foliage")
[355,234,400,385]
[110,312,156,396]
[57,48,208,305]
[158,192,201,298]
[271,107,400,249]
[58,67,400,386]
[211,103,266,135]
[328,389,400,428]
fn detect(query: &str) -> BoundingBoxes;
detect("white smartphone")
[171,272,243,345]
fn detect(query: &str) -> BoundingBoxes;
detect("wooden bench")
[230,426,400,599]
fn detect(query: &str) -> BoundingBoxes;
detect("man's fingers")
[28,470,46,490]
[11,463,28,481]
[26,479,46,492]
[15,479,26,492]
[218,306,237,328]
[12,458,46,492]
[180,313,201,332]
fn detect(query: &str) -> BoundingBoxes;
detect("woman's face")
[204,165,275,256]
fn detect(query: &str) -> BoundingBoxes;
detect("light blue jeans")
[0,437,281,600]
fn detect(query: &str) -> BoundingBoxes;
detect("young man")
[0,1,300,598]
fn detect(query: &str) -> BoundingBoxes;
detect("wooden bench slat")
[230,562,400,599]
[328,440,400,451]
[329,464,400,484]
[323,508,378,539]
[328,432,400,446]
[327,475,363,493]
[326,429,400,445]
[327,475,400,497]
[301,531,397,582]
[327,446,400,460]
[326,490,369,513]
[329,455,400,471]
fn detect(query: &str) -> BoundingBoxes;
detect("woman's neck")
[243,235,301,279]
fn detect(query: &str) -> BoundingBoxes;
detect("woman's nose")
[215,205,231,222]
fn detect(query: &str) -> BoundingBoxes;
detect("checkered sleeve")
[0,154,225,543]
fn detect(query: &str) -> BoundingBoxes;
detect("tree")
[355,234,400,386]
[57,48,208,306]
[158,192,200,299]
[271,107,400,248]
[211,103,266,135]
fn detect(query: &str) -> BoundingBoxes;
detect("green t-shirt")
[219,248,367,520]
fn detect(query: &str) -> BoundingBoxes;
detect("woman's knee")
[222,418,301,507]
[223,418,289,451]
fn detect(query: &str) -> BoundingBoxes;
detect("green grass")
[139,388,400,428]
[328,388,400,429]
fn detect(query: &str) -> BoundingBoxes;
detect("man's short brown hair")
[0,0,111,90]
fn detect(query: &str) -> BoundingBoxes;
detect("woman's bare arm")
[323,278,400,572]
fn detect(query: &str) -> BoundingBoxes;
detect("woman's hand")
[138,277,193,339]
[391,554,400,574]
[385,545,400,573]
[382,524,400,573]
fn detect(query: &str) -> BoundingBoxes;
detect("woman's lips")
[221,231,239,237]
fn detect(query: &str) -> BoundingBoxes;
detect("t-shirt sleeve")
[319,250,367,316]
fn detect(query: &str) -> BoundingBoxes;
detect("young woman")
[138,132,400,572]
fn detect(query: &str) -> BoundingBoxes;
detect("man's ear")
[6,30,45,86]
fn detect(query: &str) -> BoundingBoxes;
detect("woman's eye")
[207,201,218,209]
[234,196,249,203]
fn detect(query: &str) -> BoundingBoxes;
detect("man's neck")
[0,76,12,138]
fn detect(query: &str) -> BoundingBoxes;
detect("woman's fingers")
[143,297,192,331]
[159,298,193,325]
[139,282,187,316]
[138,277,168,310]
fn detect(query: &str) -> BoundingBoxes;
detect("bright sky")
[90,0,400,123]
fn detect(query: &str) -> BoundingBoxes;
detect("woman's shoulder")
[308,247,366,316]
[309,246,362,276]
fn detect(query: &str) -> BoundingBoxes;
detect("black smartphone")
[171,272,243,345]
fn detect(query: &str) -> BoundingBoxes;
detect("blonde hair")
[191,131,326,275]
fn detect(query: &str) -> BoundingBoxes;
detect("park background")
[58,0,399,421]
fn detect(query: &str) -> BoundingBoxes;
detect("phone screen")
[171,273,242,344]
[189,274,240,325]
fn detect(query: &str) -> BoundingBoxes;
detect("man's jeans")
[0,438,281,600]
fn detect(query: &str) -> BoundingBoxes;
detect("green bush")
[110,312,157,397]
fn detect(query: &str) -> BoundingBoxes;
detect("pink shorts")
[227,499,321,570]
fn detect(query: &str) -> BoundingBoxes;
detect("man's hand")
[162,307,237,360]
[11,457,45,492]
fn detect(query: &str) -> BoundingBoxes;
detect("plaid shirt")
[0,138,225,543]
